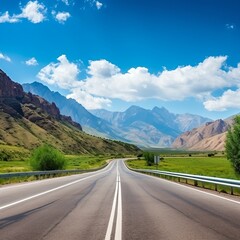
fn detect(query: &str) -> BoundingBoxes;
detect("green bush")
[143,152,154,166]
[30,144,66,171]
[0,150,11,161]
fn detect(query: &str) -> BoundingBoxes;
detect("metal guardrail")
[0,163,108,179]
[129,168,240,195]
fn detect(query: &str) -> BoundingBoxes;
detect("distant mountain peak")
[126,105,144,112]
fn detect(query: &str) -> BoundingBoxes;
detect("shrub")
[0,150,11,161]
[30,144,66,171]
[144,152,154,166]
[208,153,215,157]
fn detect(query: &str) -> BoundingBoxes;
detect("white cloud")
[0,11,19,23]
[86,0,104,10]
[96,1,103,10]
[53,11,71,24]
[67,89,111,109]
[62,0,69,5]
[81,56,238,102]
[88,59,120,77]
[38,55,240,111]
[37,55,80,89]
[0,53,11,62]
[19,1,46,23]
[204,89,240,111]
[26,57,38,66]
[0,1,47,24]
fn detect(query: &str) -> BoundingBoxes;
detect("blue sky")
[0,0,240,120]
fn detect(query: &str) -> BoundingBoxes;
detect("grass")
[126,156,240,195]
[0,154,110,173]
[0,153,111,185]
[127,156,240,179]
[65,154,110,170]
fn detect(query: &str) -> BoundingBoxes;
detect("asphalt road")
[0,160,240,240]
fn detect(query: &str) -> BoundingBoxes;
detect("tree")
[225,115,240,173]
[30,144,66,171]
[143,152,154,166]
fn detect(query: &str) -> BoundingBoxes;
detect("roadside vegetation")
[225,115,240,174]
[0,144,123,184]
[128,151,240,180]
[30,144,66,171]
[127,151,240,195]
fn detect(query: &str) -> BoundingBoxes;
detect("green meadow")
[127,155,240,180]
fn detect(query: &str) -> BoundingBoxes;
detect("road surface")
[0,159,240,240]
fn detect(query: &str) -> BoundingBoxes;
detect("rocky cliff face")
[0,70,24,99]
[0,69,82,131]
[172,119,231,151]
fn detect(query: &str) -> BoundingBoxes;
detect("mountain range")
[23,82,212,147]
[0,69,139,155]
[172,118,235,151]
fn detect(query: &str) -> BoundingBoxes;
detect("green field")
[0,154,110,173]
[126,155,240,195]
[127,156,240,180]
[0,152,112,185]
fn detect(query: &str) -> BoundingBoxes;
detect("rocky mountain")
[0,70,139,155]
[23,82,126,141]
[23,82,212,147]
[92,106,212,147]
[172,119,232,151]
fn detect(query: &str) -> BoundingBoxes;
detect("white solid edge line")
[122,160,240,205]
[0,165,113,211]
[0,161,113,191]
[105,175,119,240]
[115,175,122,240]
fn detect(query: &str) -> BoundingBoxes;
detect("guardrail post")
[231,187,233,195]
[194,180,198,186]
[215,184,217,191]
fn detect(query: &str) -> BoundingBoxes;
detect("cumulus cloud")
[53,11,71,24]
[0,53,11,62]
[0,11,19,23]
[37,55,240,110]
[204,89,240,111]
[37,55,80,89]
[88,59,120,77]
[0,1,47,24]
[67,89,111,109]
[19,1,46,23]
[81,56,238,102]
[25,57,38,66]
[95,1,103,10]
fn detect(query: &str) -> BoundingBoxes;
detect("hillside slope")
[23,82,211,147]
[172,119,231,151]
[0,70,140,155]
[23,82,128,141]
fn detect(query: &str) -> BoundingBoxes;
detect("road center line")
[0,164,113,211]
[105,175,119,240]
[115,175,122,240]
[105,161,122,240]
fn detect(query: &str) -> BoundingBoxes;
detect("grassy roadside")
[126,156,240,195]
[0,153,113,185]
[126,156,240,179]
